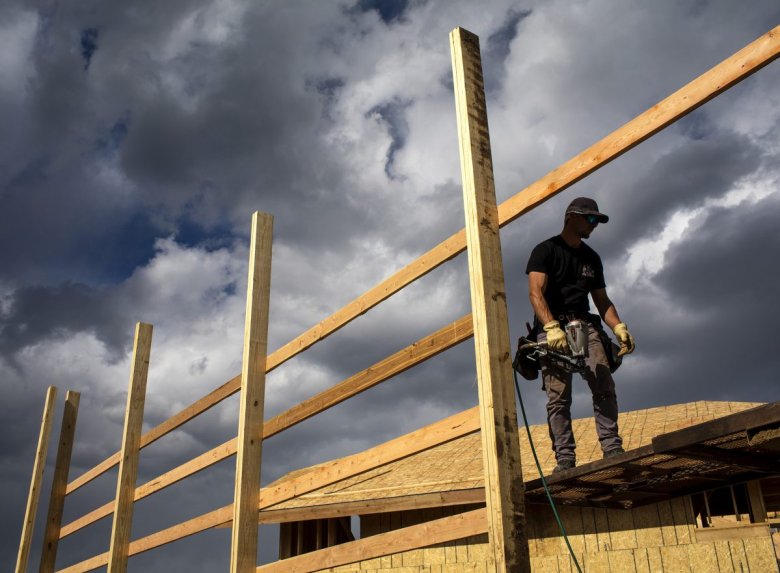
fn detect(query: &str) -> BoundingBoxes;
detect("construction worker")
[526,197,635,473]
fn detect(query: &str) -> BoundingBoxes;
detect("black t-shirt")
[525,235,606,315]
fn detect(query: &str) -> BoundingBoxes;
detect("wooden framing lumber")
[255,508,487,573]
[63,25,780,500]
[451,26,529,573]
[15,386,57,573]
[107,322,153,573]
[263,313,473,438]
[58,315,473,539]
[253,488,486,525]
[746,480,768,523]
[39,390,80,573]
[59,439,238,538]
[231,211,274,573]
[57,408,481,572]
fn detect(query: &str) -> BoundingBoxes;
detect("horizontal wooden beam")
[57,408,481,570]
[64,24,780,499]
[59,318,474,539]
[256,507,487,573]
[64,376,239,494]
[263,313,473,438]
[60,416,239,538]
[251,488,485,525]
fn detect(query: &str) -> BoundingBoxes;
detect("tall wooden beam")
[38,390,80,573]
[15,386,58,573]
[230,211,274,573]
[450,27,529,573]
[107,323,153,573]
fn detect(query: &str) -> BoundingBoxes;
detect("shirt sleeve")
[525,242,551,275]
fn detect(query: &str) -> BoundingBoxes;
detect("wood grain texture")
[57,408,481,571]
[107,323,153,573]
[231,212,274,573]
[38,391,80,573]
[15,386,57,573]
[256,508,487,573]
[451,26,529,573]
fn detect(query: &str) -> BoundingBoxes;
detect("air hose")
[512,368,583,573]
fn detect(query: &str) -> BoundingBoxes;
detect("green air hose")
[512,368,583,573]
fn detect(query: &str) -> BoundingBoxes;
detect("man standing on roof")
[526,197,635,474]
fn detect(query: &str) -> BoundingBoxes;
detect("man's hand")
[543,320,569,353]
[613,323,635,356]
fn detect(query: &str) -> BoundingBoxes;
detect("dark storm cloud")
[367,98,412,179]
[596,131,763,261]
[483,7,531,94]
[613,193,780,410]
[356,0,412,24]
[79,27,98,70]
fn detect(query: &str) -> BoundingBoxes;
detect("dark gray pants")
[538,325,622,462]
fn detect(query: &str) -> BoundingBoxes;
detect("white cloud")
[0,8,37,101]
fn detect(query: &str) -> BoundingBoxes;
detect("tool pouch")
[513,337,540,381]
[588,313,622,373]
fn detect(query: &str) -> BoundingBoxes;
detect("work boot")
[552,458,576,473]
[603,446,625,459]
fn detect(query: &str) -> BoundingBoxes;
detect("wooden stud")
[746,480,767,523]
[255,488,485,525]
[38,390,80,573]
[15,386,57,573]
[64,25,780,500]
[230,211,274,573]
[107,322,153,573]
[450,26,529,573]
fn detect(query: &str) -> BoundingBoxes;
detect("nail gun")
[513,319,589,379]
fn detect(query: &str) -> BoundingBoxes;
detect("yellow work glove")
[543,320,569,353]
[613,323,635,356]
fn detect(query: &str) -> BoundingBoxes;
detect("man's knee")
[592,390,616,403]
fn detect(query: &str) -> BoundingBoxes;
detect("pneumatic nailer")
[512,319,589,380]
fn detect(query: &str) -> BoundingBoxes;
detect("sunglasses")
[571,211,600,225]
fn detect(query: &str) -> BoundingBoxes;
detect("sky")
[2,0,779,570]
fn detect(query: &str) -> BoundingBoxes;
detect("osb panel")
[685,543,720,572]
[266,401,761,513]
[659,544,692,572]
[744,536,779,572]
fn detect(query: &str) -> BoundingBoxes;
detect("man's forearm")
[602,304,622,331]
[530,291,555,325]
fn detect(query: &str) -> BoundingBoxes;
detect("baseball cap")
[565,197,609,224]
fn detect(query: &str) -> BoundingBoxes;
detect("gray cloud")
[2,1,780,571]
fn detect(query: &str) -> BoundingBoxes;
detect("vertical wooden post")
[230,211,273,573]
[746,480,767,523]
[450,27,530,573]
[15,386,58,573]
[38,390,80,573]
[107,323,153,573]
